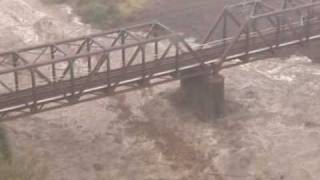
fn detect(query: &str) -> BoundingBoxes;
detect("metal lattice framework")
[1,0,320,119]
[202,0,320,69]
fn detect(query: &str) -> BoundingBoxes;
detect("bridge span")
[1,0,320,119]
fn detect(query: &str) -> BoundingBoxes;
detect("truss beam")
[1,1,320,119]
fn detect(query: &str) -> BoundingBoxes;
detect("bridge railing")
[0,21,211,116]
[0,22,174,94]
[200,0,320,70]
[3,0,320,119]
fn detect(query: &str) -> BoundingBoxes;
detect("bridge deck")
[1,0,320,118]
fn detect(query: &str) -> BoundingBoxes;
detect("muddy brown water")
[3,1,320,180]
[129,0,228,39]
[130,0,282,39]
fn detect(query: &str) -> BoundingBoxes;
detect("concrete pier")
[181,72,224,119]
[300,41,320,62]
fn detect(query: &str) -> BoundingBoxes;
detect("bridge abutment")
[181,70,224,119]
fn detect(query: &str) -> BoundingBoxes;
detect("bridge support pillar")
[181,70,224,119]
[30,104,38,114]
[299,41,320,63]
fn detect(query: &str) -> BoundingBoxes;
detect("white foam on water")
[60,4,84,25]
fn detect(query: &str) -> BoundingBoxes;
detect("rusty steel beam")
[0,21,169,55]
[202,0,320,69]
[1,1,320,119]
[0,34,178,75]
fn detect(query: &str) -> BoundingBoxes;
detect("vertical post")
[87,40,92,73]
[50,45,57,82]
[69,60,75,98]
[245,20,251,60]
[154,27,159,61]
[175,41,180,75]
[30,69,37,113]
[222,11,228,49]
[155,40,159,60]
[276,15,281,48]
[106,53,111,90]
[305,7,311,43]
[141,45,146,81]
[282,0,288,9]
[121,31,126,67]
[12,54,19,92]
[311,0,316,17]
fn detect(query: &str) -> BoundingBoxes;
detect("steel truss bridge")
[1,0,320,119]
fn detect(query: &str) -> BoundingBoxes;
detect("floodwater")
[1,0,320,180]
